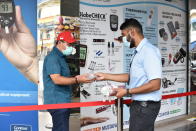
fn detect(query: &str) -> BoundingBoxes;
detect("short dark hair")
[120,18,143,34]
[55,40,64,46]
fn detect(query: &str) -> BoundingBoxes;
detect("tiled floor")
[155,115,196,131]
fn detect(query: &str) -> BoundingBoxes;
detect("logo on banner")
[96,105,111,114]
[80,12,106,21]
[96,51,103,56]
[158,109,181,117]
[11,125,32,131]
[102,123,117,130]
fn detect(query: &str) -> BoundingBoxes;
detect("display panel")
[0,2,13,13]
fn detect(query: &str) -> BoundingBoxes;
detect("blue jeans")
[48,109,70,131]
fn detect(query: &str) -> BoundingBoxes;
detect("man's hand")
[114,36,123,43]
[76,74,95,83]
[95,73,129,82]
[0,6,38,83]
[113,88,127,98]
[95,72,106,81]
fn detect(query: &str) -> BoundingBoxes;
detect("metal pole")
[117,98,123,131]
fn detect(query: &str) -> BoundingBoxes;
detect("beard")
[127,35,135,48]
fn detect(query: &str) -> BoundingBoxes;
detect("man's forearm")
[128,79,161,94]
[52,75,77,85]
[105,73,129,82]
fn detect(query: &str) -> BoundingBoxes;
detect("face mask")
[122,36,131,47]
[62,46,76,56]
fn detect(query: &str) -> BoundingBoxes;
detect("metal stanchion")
[116,98,123,131]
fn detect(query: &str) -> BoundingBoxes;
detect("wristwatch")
[126,88,132,97]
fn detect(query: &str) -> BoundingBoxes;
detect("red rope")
[0,91,195,112]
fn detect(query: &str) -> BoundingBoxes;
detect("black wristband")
[126,89,129,95]
[126,88,132,97]
[75,77,79,84]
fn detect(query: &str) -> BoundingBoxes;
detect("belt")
[133,100,160,103]
[132,100,160,107]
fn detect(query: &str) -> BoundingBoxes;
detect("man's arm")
[50,74,93,85]
[114,78,161,98]
[50,74,77,85]
[95,73,129,82]
[128,78,161,94]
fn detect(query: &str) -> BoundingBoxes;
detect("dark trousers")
[48,109,70,131]
[129,101,161,131]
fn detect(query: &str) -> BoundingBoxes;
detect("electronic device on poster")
[167,21,177,39]
[110,14,118,31]
[0,0,15,33]
[80,44,87,67]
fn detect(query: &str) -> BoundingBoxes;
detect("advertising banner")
[80,0,187,130]
[0,0,38,131]
[80,1,124,131]
[156,0,187,121]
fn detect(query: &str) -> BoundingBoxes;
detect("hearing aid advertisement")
[80,0,187,130]
[0,0,38,131]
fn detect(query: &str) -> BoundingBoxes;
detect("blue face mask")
[122,36,131,47]
[62,46,75,56]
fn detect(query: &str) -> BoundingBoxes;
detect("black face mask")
[127,34,135,48]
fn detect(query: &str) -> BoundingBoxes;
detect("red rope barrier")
[0,91,195,112]
[0,101,115,112]
[162,91,196,99]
